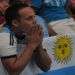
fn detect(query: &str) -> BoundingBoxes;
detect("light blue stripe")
[38,66,75,75]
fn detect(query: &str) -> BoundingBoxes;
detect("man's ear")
[12,20,19,27]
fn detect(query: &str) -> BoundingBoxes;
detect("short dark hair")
[5,3,34,27]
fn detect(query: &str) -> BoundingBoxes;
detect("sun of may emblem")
[53,35,73,64]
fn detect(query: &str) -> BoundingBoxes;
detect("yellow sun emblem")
[53,35,73,64]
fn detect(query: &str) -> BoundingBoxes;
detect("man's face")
[16,7,36,31]
[0,0,9,13]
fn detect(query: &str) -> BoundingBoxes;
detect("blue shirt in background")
[32,0,69,23]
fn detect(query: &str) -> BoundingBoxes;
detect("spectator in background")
[0,0,9,13]
[0,0,9,25]
[46,0,75,35]
[66,0,75,18]
[32,0,70,36]
[65,0,75,31]
[32,0,69,23]
[0,3,51,75]
[0,0,9,32]
[0,0,11,75]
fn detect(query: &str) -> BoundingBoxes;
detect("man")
[10,0,51,37]
[0,3,51,75]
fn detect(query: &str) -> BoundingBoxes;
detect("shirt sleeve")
[0,32,17,57]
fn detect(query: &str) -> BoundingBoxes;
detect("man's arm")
[1,25,42,75]
[1,43,37,75]
[34,44,52,72]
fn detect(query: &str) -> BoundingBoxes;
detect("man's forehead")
[18,7,35,16]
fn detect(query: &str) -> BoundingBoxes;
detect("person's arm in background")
[48,25,57,37]
[1,25,42,75]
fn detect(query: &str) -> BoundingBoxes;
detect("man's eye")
[24,16,35,20]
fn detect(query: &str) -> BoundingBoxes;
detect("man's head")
[5,3,36,32]
[0,0,9,13]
